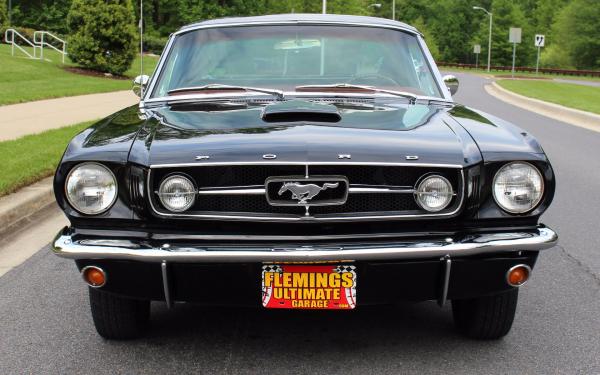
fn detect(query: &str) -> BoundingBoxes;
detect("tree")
[412,17,440,61]
[534,0,569,32]
[549,0,600,69]
[7,0,71,34]
[474,0,534,67]
[67,0,138,75]
[430,0,481,63]
[0,0,8,28]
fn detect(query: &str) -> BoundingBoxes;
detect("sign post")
[534,34,545,75]
[509,28,522,79]
[474,44,481,69]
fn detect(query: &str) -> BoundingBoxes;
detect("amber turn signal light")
[506,264,531,287]
[81,266,106,288]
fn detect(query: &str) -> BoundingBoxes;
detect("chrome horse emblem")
[278,182,339,204]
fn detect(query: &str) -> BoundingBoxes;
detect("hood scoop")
[262,100,341,123]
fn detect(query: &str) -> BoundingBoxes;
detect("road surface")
[0,73,598,374]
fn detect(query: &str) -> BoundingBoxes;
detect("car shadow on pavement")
[141,300,495,362]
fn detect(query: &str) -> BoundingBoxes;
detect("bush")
[1,26,36,45]
[67,0,138,76]
[143,34,167,55]
[540,44,574,70]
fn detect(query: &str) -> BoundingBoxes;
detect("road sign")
[474,44,481,68]
[509,28,522,78]
[534,35,545,74]
[509,28,522,44]
[535,34,545,47]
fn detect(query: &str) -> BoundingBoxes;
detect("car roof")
[178,13,419,34]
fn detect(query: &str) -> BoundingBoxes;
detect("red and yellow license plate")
[261,265,357,310]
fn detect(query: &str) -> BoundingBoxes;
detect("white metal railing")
[4,28,40,59]
[33,31,67,63]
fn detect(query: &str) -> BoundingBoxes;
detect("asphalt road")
[1,73,599,374]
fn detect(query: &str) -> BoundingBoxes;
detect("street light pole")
[392,0,395,20]
[322,0,326,14]
[473,6,493,72]
[487,12,492,72]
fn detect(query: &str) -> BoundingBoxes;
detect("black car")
[53,14,557,340]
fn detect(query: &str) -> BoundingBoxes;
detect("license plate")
[261,265,357,310]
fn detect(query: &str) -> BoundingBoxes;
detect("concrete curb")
[486,82,600,133]
[0,177,56,239]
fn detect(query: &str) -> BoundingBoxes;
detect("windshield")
[152,25,443,99]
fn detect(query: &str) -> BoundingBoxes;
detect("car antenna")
[139,0,144,96]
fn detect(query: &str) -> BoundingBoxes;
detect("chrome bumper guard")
[52,227,557,263]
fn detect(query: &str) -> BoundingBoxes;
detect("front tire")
[452,289,519,340]
[89,288,150,340]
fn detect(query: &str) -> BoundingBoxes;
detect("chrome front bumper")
[52,226,558,263]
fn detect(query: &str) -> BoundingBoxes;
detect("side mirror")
[132,75,150,97]
[443,75,459,96]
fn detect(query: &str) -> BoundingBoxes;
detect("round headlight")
[415,175,454,212]
[158,175,196,212]
[65,163,118,215]
[493,162,544,213]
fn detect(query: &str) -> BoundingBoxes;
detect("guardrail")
[33,31,67,63]
[438,62,600,78]
[4,28,40,59]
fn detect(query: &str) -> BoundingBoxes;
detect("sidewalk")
[0,90,138,141]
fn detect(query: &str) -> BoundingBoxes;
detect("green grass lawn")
[0,44,159,105]
[496,79,600,115]
[0,121,94,196]
[442,65,600,82]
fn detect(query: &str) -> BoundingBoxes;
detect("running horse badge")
[278,182,339,204]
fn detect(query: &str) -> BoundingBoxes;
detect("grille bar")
[192,185,417,195]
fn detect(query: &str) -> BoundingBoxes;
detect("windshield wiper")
[168,84,284,100]
[295,83,418,103]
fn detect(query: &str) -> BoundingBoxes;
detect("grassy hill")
[0,44,159,105]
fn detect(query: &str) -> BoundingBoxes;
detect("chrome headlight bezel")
[157,174,197,213]
[492,161,544,214]
[414,174,454,212]
[65,162,118,215]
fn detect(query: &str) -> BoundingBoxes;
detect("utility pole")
[473,6,493,72]
[392,0,395,20]
[322,0,326,14]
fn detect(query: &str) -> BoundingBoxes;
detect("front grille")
[149,164,463,221]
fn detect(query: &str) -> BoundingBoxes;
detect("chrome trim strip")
[193,185,423,195]
[146,165,466,221]
[53,227,558,263]
[161,261,172,308]
[174,20,420,37]
[141,34,175,102]
[349,187,415,194]
[437,255,451,307]
[150,161,465,169]
[197,188,266,195]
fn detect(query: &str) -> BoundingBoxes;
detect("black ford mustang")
[52,14,557,340]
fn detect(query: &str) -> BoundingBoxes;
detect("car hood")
[130,101,483,167]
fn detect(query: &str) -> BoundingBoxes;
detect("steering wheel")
[347,74,400,87]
